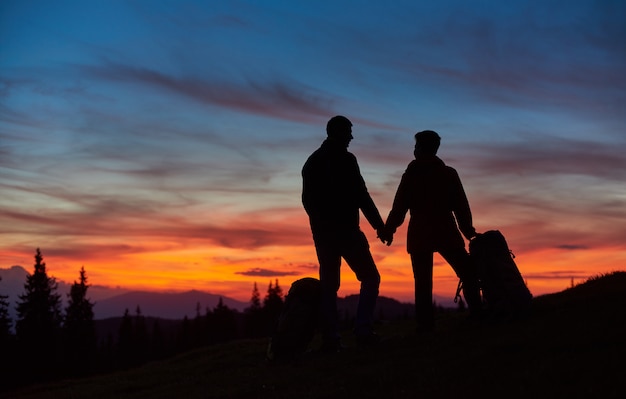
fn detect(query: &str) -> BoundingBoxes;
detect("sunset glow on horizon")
[1,1,625,307]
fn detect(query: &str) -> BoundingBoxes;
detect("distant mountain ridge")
[94,290,248,319]
[0,266,247,320]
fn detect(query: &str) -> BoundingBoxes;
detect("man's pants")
[314,229,380,342]
[410,248,482,332]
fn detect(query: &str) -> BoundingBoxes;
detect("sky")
[1,0,625,305]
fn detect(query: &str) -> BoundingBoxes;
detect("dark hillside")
[534,270,626,310]
[9,271,626,399]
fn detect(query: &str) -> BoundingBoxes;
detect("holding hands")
[377,225,394,246]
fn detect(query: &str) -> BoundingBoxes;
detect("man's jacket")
[386,155,475,253]
[302,139,384,236]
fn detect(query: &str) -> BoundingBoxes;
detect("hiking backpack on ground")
[469,230,533,319]
[267,277,321,361]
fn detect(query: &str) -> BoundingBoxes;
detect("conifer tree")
[0,277,18,388]
[64,267,95,327]
[262,279,284,335]
[63,266,96,375]
[244,282,264,337]
[263,279,284,309]
[133,306,149,361]
[177,315,193,352]
[15,248,63,379]
[190,301,210,347]
[250,282,261,310]
[0,276,12,341]
[212,297,238,343]
[117,308,134,367]
[150,319,167,361]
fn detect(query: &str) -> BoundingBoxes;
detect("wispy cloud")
[79,62,337,123]
[468,135,626,181]
[235,268,300,277]
[387,2,626,119]
[554,245,589,251]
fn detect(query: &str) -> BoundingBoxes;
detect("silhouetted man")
[302,115,390,350]
[384,130,481,333]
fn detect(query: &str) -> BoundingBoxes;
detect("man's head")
[326,115,353,148]
[414,130,441,157]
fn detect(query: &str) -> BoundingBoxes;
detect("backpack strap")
[454,279,463,303]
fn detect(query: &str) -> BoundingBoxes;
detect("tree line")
[0,249,286,391]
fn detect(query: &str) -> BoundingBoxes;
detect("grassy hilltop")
[9,271,626,399]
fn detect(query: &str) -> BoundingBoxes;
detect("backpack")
[267,277,321,361]
[468,230,533,320]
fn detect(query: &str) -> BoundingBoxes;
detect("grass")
[8,271,626,398]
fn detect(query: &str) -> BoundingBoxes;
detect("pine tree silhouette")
[263,279,284,310]
[150,318,168,361]
[212,297,238,343]
[192,301,208,347]
[15,248,63,380]
[63,266,96,376]
[263,279,284,335]
[250,282,262,310]
[133,306,149,362]
[0,276,11,342]
[244,282,264,337]
[0,276,19,389]
[117,308,134,367]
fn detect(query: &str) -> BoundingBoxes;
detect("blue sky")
[1,0,625,302]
